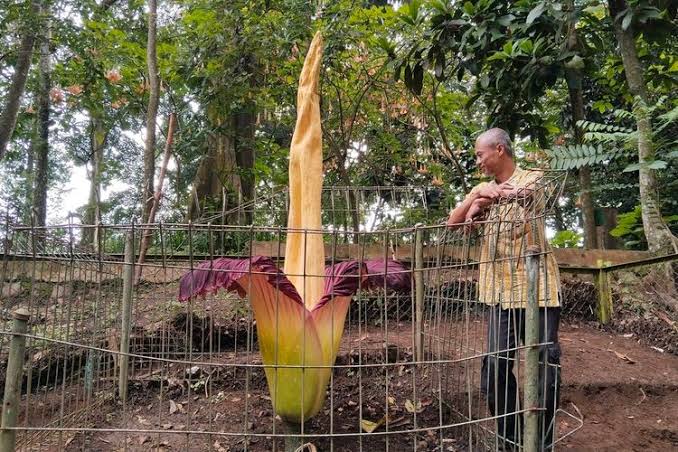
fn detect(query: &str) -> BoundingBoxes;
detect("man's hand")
[465,196,494,223]
[475,183,506,200]
[446,181,533,229]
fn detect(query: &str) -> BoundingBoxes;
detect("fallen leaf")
[136,415,150,426]
[361,419,380,433]
[650,346,665,353]
[387,396,395,405]
[213,440,228,452]
[608,349,635,364]
[65,436,75,447]
[405,399,423,414]
[361,416,386,433]
[169,400,178,414]
[138,435,150,445]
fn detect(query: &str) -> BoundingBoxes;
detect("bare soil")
[15,319,672,452]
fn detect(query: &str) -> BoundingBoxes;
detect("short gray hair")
[477,128,513,157]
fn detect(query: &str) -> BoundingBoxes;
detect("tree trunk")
[187,117,242,222]
[0,0,41,159]
[341,168,361,243]
[608,0,678,254]
[32,4,51,232]
[24,118,37,224]
[553,204,566,233]
[142,0,160,224]
[82,115,106,247]
[576,168,597,249]
[136,113,176,284]
[234,108,255,225]
[564,3,597,249]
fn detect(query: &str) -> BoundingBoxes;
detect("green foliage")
[0,0,675,239]
[545,144,622,170]
[549,230,582,248]
[610,205,646,249]
[547,102,677,173]
[611,205,678,249]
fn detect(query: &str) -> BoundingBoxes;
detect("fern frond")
[655,105,678,134]
[583,131,630,143]
[545,144,625,170]
[591,182,639,194]
[577,120,633,134]
[612,109,634,121]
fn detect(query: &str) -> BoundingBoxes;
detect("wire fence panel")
[0,174,585,451]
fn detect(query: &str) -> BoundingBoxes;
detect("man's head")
[474,128,513,177]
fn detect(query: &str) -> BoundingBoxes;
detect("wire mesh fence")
[0,172,584,451]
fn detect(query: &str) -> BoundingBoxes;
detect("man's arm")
[447,183,513,229]
[446,191,481,227]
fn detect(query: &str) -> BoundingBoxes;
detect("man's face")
[474,139,504,176]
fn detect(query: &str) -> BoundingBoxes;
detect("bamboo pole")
[1,308,30,452]
[524,245,541,452]
[118,230,135,400]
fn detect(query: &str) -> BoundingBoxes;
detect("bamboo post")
[595,259,613,324]
[1,308,30,452]
[524,246,541,452]
[118,230,134,401]
[414,226,425,362]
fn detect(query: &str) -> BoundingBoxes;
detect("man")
[447,128,561,451]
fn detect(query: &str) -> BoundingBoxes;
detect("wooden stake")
[118,230,134,401]
[524,245,541,452]
[414,226,425,362]
[595,259,613,324]
[1,308,30,452]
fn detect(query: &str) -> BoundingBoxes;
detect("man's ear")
[496,144,505,155]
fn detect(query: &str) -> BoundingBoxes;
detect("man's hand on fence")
[465,196,494,223]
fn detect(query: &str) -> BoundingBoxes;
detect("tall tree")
[31,1,51,230]
[564,0,597,248]
[0,0,41,159]
[81,114,107,246]
[608,0,677,254]
[142,0,160,223]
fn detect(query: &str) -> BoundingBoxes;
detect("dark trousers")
[481,306,561,450]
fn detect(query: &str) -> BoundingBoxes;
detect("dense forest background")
[0,0,676,252]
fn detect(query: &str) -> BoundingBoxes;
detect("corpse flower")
[179,256,364,423]
[178,33,366,424]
